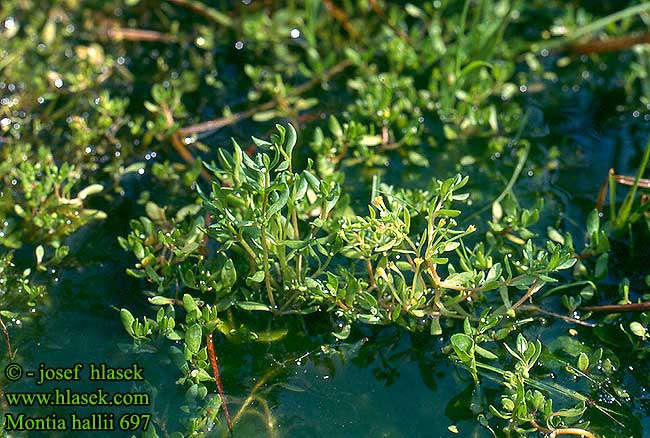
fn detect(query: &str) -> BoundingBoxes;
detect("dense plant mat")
[2,0,650,437]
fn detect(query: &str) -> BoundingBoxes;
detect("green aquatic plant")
[123,125,580,328]
[119,125,602,436]
[0,253,47,360]
[0,145,106,250]
[606,137,650,231]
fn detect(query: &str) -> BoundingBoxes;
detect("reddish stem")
[322,0,359,39]
[206,333,232,433]
[571,33,650,55]
[0,316,13,360]
[581,302,650,313]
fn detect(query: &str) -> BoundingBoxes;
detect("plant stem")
[570,32,650,55]
[581,301,650,313]
[529,419,596,438]
[206,334,232,432]
[260,182,276,309]
[368,0,411,43]
[232,367,283,425]
[492,113,530,207]
[260,230,275,308]
[609,169,617,221]
[225,223,258,271]
[566,3,650,42]
[322,0,359,39]
[519,305,595,327]
[291,210,303,280]
[549,428,596,438]
[510,279,542,311]
[468,111,530,221]
[366,259,377,290]
[534,3,650,50]
[0,316,13,360]
[164,0,233,27]
[104,28,176,43]
[615,136,650,228]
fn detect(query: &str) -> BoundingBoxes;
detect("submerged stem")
[232,367,283,426]
[206,333,232,433]
[260,183,276,309]
[0,316,14,360]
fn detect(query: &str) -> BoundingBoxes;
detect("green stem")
[225,223,258,271]
[492,113,531,207]
[616,136,650,229]
[468,110,530,221]
[609,169,617,222]
[534,3,650,50]
[291,209,302,279]
[565,3,650,42]
[260,185,276,309]
[475,362,589,404]
[311,255,333,278]
[274,216,289,282]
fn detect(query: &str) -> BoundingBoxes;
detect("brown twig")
[206,333,232,433]
[610,173,650,188]
[571,32,650,55]
[0,316,14,360]
[322,0,359,39]
[179,102,274,137]
[177,59,352,136]
[510,279,542,311]
[104,28,177,43]
[581,301,650,313]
